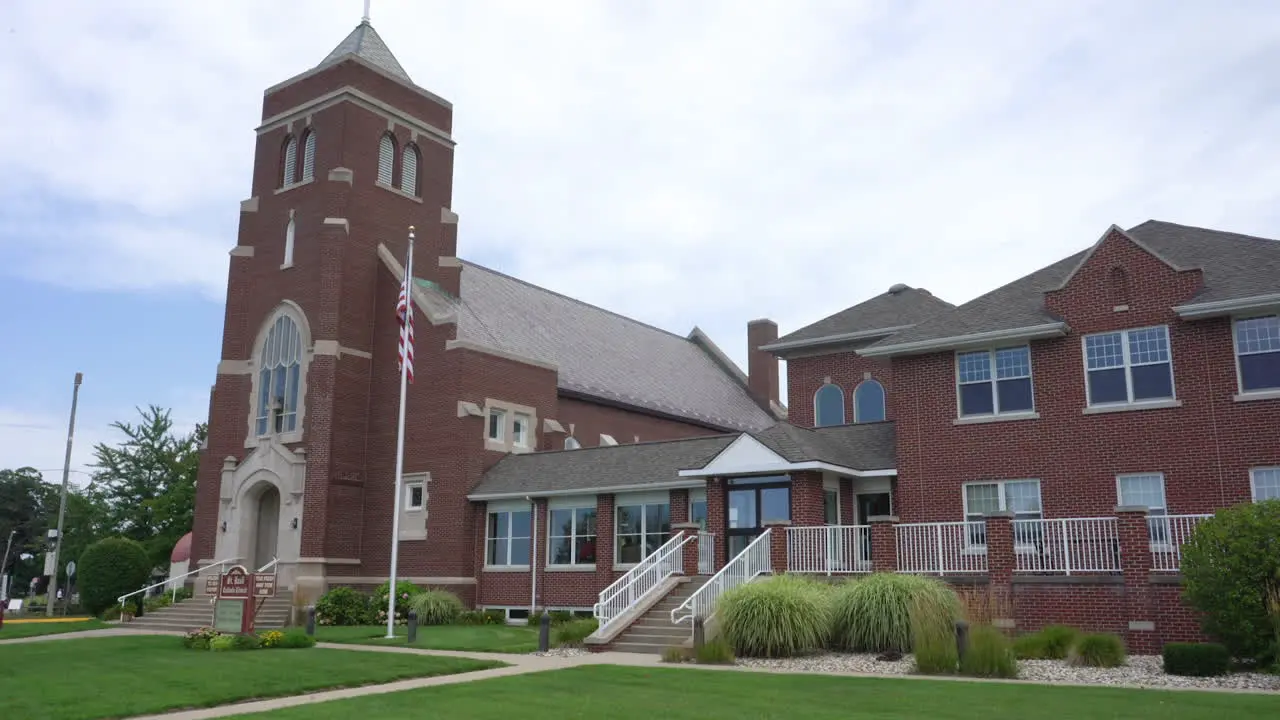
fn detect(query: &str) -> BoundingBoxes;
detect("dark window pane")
[575,508,596,535]
[548,537,572,565]
[854,381,886,423]
[489,512,508,539]
[509,538,531,564]
[959,382,994,415]
[486,538,506,565]
[996,377,1033,412]
[1131,363,1173,400]
[644,532,667,556]
[824,490,838,524]
[510,511,531,538]
[550,509,573,536]
[576,535,597,564]
[646,504,671,535]
[1240,352,1280,391]
[617,535,642,564]
[409,486,423,507]
[616,505,640,535]
[728,491,756,529]
[728,534,752,558]
[690,501,708,527]
[761,487,790,523]
[814,384,846,427]
[1088,368,1128,403]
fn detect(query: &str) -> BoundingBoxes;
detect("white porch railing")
[698,532,715,575]
[671,528,772,627]
[896,522,987,574]
[118,556,240,610]
[1012,518,1120,575]
[1150,514,1213,571]
[787,525,871,575]
[593,533,694,635]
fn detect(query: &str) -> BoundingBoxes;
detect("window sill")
[613,564,639,572]
[1234,389,1280,403]
[511,443,534,455]
[376,182,424,203]
[953,411,1039,426]
[1082,399,1181,415]
[280,262,294,270]
[484,439,508,452]
[245,431,303,449]
[545,565,596,573]
[274,178,314,195]
[398,531,427,541]
[482,565,530,573]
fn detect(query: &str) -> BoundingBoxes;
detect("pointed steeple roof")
[317,20,412,83]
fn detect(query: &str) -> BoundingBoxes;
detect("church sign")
[218,566,252,599]
[211,565,254,633]
[253,573,277,598]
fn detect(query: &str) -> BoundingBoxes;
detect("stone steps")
[124,597,294,632]
[609,576,707,654]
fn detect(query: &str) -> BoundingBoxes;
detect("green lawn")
[317,624,540,653]
[0,618,109,640]
[245,665,1280,719]
[0,635,504,720]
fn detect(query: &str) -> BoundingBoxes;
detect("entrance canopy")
[677,422,896,479]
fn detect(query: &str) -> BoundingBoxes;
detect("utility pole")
[2,529,15,602]
[45,372,83,617]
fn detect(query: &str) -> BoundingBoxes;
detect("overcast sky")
[2,0,1279,483]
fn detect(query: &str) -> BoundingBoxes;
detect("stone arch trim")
[244,300,314,448]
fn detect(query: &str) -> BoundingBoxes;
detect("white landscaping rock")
[532,647,591,658]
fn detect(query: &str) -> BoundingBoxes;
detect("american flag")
[396,245,415,383]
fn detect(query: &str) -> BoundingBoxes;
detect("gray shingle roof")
[445,261,777,432]
[750,422,896,471]
[864,220,1280,353]
[767,286,953,351]
[317,21,412,83]
[471,435,736,498]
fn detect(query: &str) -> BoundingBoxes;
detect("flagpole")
[385,226,415,639]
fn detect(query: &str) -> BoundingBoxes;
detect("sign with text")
[252,573,277,598]
[213,598,246,633]
[204,575,219,595]
[218,566,251,599]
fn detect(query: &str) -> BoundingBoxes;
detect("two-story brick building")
[192,18,1279,651]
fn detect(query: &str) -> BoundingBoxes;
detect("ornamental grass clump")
[959,625,1018,679]
[1069,633,1126,668]
[717,575,831,658]
[829,573,960,653]
[910,595,959,674]
[408,590,464,626]
[1013,625,1080,660]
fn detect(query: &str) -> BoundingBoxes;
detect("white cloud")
[2,0,1280,372]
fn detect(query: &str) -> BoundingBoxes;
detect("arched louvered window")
[283,216,296,267]
[281,136,298,187]
[377,134,396,186]
[301,130,316,182]
[401,144,419,195]
[853,379,886,423]
[814,384,846,427]
[256,313,304,436]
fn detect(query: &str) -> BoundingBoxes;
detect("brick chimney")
[747,319,780,409]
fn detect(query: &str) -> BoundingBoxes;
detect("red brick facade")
[785,350,892,428]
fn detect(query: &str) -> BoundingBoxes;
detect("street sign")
[66,561,76,578]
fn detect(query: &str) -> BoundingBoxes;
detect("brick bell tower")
[190,17,461,603]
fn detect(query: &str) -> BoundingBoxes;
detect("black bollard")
[135,588,145,618]
[693,616,706,653]
[955,619,970,662]
[305,606,316,636]
[538,610,551,652]
[407,610,418,644]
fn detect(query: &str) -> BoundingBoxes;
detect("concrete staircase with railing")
[610,575,709,654]
[122,596,294,633]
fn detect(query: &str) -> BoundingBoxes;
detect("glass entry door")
[726,476,791,559]
[856,493,892,566]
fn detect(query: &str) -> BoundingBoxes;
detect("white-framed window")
[283,216,296,267]
[564,436,581,450]
[486,503,531,567]
[1084,326,1175,406]
[1117,472,1169,544]
[1251,467,1280,502]
[853,379,887,423]
[513,413,531,448]
[956,346,1034,417]
[823,477,840,525]
[689,489,708,531]
[405,482,425,511]
[377,134,395,186]
[255,314,304,436]
[548,499,597,566]
[1234,315,1280,394]
[301,130,316,182]
[615,494,670,565]
[401,144,419,195]
[487,409,506,442]
[814,383,845,427]
[962,480,1042,547]
[281,135,297,187]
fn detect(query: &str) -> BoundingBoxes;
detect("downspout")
[526,496,537,618]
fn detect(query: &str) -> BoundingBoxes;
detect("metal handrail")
[117,556,240,610]
[256,557,279,573]
[671,527,772,627]
[593,533,695,634]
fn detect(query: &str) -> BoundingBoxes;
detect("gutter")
[759,325,916,353]
[1172,293,1280,320]
[468,479,707,502]
[856,322,1068,358]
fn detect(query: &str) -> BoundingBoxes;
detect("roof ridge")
[457,259,705,344]
[1131,219,1280,245]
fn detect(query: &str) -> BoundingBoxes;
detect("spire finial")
[362,0,371,22]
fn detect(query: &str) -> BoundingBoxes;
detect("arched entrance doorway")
[251,484,281,570]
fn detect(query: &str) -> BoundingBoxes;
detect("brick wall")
[553,395,724,449]
[785,349,893,428]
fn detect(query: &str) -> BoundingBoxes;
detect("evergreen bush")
[315,586,372,626]
[1163,642,1230,677]
[78,537,152,617]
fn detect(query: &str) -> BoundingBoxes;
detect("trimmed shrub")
[1069,633,1126,668]
[829,573,960,653]
[374,580,422,625]
[661,646,691,663]
[718,575,831,658]
[315,587,372,626]
[959,625,1018,679]
[1181,501,1280,664]
[209,634,239,652]
[696,636,736,665]
[258,630,286,648]
[553,618,599,647]
[1013,625,1079,660]
[78,537,152,616]
[1163,642,1230,677]
[182,627,222,650]
[457,610,502,626]
[408,590,464,626]
[911,597,958,674]
[277,629,318,649]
